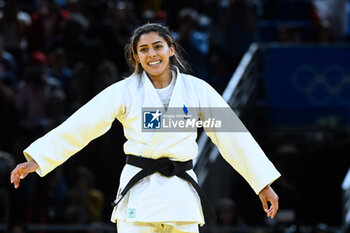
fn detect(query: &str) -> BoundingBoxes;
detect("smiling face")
[135,32,175,83]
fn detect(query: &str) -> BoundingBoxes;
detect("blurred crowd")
[0,0,349,232]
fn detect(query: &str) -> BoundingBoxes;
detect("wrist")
[259,185,270,195]
[29,159,39,169]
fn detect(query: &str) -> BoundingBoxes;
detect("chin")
[146,69,164,77]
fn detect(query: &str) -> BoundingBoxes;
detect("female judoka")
[11,23,280,233]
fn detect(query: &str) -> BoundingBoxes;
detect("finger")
[10,168,17,183]
[266,208,271,217]
[260,199,268,213]
[270,197,279,212]
[267,206,274,217]
[269,207,277,219]
[271,203,278,218]
[10,166,23,184]
[10,164,26,188]
[11,170,21,189]
[269,200,279,219]
[10,174,20,188]
[14,179,20,189]
[20,165,33,179]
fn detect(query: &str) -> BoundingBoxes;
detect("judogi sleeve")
[23,82,126,177]
[197,80,281,195]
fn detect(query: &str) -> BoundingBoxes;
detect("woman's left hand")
[258,185,279,219]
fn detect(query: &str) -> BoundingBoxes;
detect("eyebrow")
[139,41,163,48]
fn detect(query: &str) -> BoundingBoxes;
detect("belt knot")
[157,158,182,177]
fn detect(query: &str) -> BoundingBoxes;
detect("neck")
[148,69,172,89]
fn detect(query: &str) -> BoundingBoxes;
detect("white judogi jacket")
[24,67,280,225]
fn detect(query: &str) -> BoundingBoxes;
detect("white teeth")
[148,61,161,66]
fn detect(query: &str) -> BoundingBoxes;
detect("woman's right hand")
[10,160,39,189]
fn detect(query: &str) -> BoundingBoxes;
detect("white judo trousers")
[117,220,199,233]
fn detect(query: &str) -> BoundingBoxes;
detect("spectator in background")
[67,40,120,113]
[76,0,99,23]
[311,0,348,41]
[0,150,15,224]
[0,150,15,187]
[64,166,104,224]
[136,0,163,14]
[0,0,31,79]
[46,47,72,93]
[28,0,69,52]
[209,0,256,70]
[0,35,18,88]
[65,0,82,14]
[101,0,136,75]
[140,9,157,24]
[8,221,28,233]
[40,89,67,132]
[311,223,332,233]
[139,8,169,26]
[0,35,18,154]
[276,24,303,43]
[160,0,197,29]
[85,40,120,96]
[0,68,16,114]
[49,13,89,69]
[24,168,68,224]
[208,52,232,94]
[173,8,210,79]
[215,198,246,228]
[15,51,61,137]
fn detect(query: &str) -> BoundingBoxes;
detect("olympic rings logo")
[291,65,350,106]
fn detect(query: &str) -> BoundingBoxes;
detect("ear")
[169,45,175,57]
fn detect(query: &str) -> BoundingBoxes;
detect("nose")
[148,48,156,57]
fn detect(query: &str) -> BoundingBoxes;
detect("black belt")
[112,155,216,222]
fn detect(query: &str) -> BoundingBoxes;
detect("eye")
[139,48,147,53]
[154,44,163,49]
